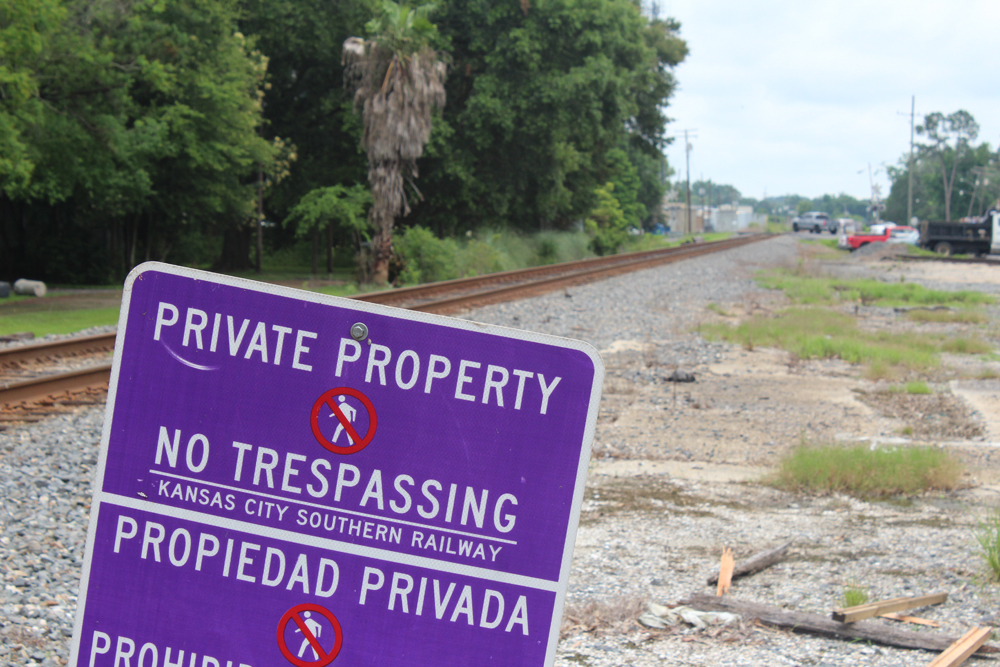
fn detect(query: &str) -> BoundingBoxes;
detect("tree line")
[884,109,999,224]
[0,0,687,284]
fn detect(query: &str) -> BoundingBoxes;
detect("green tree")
[886,141,996,222]
[406,0,686,235]
[0,0,275,282]
[585,182,628,255]
[284,184,371,274]
[342,1,447,284]
[0,0,64,195]
[237,0,369,221]
[916,110,979,221]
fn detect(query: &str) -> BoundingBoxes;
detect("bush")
[394,226,461,285]
[585,183,629,256]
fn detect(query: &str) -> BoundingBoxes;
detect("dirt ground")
[552,242,1000,665]
[591,245,1000,486]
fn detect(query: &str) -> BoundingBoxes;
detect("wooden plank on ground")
[707,540,792,585]
[881,613,940,627]
[833,592,948,623]
[717,548,734,596]
[926,627,992,667]
[680,593,997,655]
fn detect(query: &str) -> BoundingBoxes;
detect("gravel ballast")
[3,236,999,667]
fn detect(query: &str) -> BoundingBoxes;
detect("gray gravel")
[0,409,102,666]
[461,236,797,354]
[3,237,998,667]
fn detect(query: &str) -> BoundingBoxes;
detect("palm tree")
[342,1,446,284]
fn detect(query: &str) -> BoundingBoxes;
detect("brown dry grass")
[560,597,648,638]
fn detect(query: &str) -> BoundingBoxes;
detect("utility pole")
[683,129,697,235]
[907,95,915,224]
[898,96,916,224]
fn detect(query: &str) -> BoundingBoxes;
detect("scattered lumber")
[706,540,792,585]
[680,594,997,655]
[717,548,734,596]
[881,613,940,628]
[833,593,948,623]
[926,627,992,667]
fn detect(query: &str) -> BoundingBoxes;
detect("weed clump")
[975,508,1000,582]
[841,581,869,608]
[768,444,963,498]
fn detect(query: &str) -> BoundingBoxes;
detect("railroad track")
[888,254,1000,266]
[0,234,768,427]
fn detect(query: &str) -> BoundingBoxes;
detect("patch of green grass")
[904,381,932,394]
[976,507,1000,582]
[841,581,869,608]
[768,443,963,497]
[623,232,733,252]
[0,308,121,336]
[758,269,994,307]
[801,239,842,252]
[941,337,992,354]
[705,302,729,316]
[905,308,988,324]
[701,307,992,375]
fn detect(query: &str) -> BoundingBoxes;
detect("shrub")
[394,226,460,285]
[585,183,629,256]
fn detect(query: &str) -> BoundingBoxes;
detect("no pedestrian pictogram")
[310,387,377,455]
[276,603,343,667]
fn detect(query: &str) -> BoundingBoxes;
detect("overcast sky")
[657,0,1000,202]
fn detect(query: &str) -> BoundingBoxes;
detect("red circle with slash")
[310,387,377,455]
[276,603,343,667]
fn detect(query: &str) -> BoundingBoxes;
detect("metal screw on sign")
[350,323,368,342]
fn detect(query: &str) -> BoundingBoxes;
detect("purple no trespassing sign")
[70,262,603,667]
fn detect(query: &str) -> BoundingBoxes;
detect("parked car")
[887,226,919,245]
[792,211,834,234]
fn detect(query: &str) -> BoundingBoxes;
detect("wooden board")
[926,627,992,667]
[717,548,734,596]
[833,593,948,623]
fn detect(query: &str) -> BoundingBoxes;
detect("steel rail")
[402,235,767,313]
[887,254,1000,266]
[354,235,768,310]
[1,363,113,406]
[0,332,117,367]
[0,234,768,408]
[351,237,741,305]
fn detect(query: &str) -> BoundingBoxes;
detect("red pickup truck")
[843,227,890,250]
[841,224,919,250]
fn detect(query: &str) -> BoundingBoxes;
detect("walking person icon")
[294,611,323,660]
[330,396,356,445]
